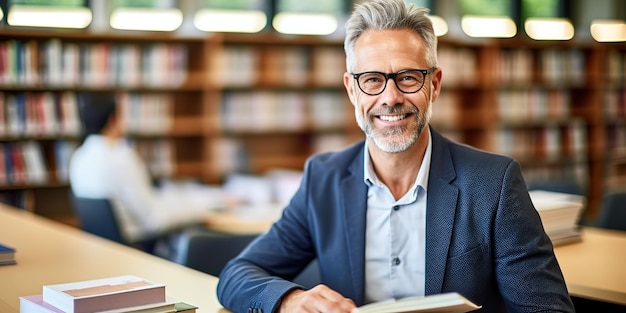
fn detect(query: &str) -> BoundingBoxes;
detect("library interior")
[1,0,626,312]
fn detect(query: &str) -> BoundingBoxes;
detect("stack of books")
[0,242,16,266]
[19,275,197,313]
[529,190,586,246]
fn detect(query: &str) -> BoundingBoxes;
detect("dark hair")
[77,92,117,135]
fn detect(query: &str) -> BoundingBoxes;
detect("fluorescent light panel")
[194,9,267,33]
[429,15,448,37]
[461,15,516,38]
[590,19,626,42]
[7,5,92,29]
[110,7,182,31]
[272,12,337,36]
[525,18,574,40]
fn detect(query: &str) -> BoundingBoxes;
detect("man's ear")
[430,68,442,103]
[344,72,357,106]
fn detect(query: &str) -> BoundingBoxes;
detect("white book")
[42,275,166,313]
[352,292,481,313]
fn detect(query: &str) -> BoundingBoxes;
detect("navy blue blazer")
[217,128,574,313]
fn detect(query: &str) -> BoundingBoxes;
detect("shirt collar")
[363,131,432,193]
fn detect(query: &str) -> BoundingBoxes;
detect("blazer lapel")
[341,144,368,305]
[425,129,459,295]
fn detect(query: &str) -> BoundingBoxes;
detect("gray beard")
[356,103,431,153]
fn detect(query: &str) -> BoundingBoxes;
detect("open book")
[352,292,481,313]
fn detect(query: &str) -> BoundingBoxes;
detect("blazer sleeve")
[493,160,574,312]
[216,159,319,313]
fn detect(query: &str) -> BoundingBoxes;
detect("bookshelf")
[0,29,217,222]
[0,28,624,223]
[208,33,363,176]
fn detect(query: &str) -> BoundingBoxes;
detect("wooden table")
[554,227,626,305]
[0,204,222,313]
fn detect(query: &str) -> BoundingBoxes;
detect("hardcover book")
[42,275,166,313]
[351,292,481,313]
[0,242,16,265]
[20,294,179,313]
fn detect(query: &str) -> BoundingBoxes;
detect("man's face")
[344,29,441,154]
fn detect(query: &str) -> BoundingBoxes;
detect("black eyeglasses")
[351,68,436,96]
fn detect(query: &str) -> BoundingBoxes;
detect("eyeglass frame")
[351,67,437,96]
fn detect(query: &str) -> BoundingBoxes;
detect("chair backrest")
[70,193,125,244]
[597,192,626,231]
[175,229,258,277]
[175,229,321,288]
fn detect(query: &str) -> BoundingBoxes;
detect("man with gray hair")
[217,1,574,312]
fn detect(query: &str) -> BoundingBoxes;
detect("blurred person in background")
[69,92,215,258]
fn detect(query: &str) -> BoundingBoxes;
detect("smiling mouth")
[378,114,407,122]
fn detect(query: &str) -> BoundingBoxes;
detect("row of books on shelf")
[213,134,358,175]
[211,45,345,87]
[437,47,477,87]
[220,91,348,132]
[438,47,587,87]
[430,89,573,128]
[494,120,588,163]
[0,91,82,138]
[0,141,50,186]
[118,93,173,135]
[497,89,571,123]
[495,48,585,86]
[0,91,176,138]
[130,139,174,178]
[0,39,188,88]
[0,139,176,187]
[606,123,626,151]
[604,90,626,120]
[605,49,626,84]
[20,275,197,313]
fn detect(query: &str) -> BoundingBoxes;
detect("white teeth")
[379,114,406,122]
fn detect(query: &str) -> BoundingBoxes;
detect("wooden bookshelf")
[0,29,219,220]
[0,28,624,222]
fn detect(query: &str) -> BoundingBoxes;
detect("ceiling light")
[8,5,92,29]
[194,9,267,33]
[429,15,448,37]
[525,18,574,40]
[273,12,337,36]
[461,15,516,38]
[591,19,626,42]
[110,7,182,32]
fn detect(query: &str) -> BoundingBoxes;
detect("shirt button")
[392,205,400,211]
[392,257,401,266]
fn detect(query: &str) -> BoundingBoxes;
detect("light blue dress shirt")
[363,132,432,303]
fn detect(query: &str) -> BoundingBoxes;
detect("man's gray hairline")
[343,0,439,74]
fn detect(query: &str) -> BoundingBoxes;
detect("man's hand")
[279,285,357,313]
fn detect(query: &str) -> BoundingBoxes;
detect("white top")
[363,132,432,302]
[69,135,211,242]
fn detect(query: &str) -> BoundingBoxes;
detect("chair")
[175,229,259,276]
[70,193,125,244]
[596,192,626,231]
[175,229,321,288]
[70,193,160,254]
